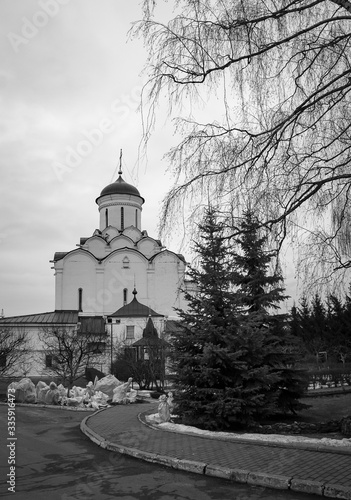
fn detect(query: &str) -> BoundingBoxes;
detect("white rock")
[9,378,36,403]
[36,381,50,403]
[112,378,132,403]
[94,374,122,400]
[57,384,67,399]
[44,382,61,405]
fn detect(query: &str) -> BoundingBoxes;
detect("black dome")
[97,175,144,201]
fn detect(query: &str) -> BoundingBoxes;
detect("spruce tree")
[172,207,243,430]
[172,208,308,431]
[230,209,308,420]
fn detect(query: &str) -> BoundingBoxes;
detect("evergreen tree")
[289,304,307,357]
[230,210,308,419]
[172,207,243,430]
[172,208,308,431]
[328,293,351,364]
[298,296,312,344]
[305,293,328,360]
[291,295,315,358]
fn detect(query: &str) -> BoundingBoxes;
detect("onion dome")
[100,175,141,197]
[96,174,145,204]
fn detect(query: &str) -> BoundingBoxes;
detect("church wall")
[102,252,148,315]
[60,254,97,312]
[153,253,187,316]
[55,248,186,317]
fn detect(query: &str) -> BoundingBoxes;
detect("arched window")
[121,207,124,231]
[123,288,128,305]
[135,209,138,228]
[122,256,130,268]
[105,208,108,227]
[78,288,83,312]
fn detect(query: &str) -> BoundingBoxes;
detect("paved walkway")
[80,401,351,499]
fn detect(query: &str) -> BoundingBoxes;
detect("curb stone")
[80,406,351,499]
[205,465,249,483]
[324,484,351,499]
[139,410,351,456]
[246,472,292,490]
[290,478,325,496]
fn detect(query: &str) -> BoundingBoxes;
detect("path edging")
[80,407,351,498]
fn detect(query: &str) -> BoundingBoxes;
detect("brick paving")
[82,401,351,498]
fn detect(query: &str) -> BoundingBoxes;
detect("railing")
[307,367,351,389]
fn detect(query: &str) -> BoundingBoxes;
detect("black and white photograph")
[1,1,351,499]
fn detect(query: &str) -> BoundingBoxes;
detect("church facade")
[0,168,190,378]
[53,170,188,317]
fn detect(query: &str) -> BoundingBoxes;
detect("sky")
[0,0,298,317]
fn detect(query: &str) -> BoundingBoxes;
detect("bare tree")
[134,0,351,290]
[0,328,31,377]
[39,326,108,389]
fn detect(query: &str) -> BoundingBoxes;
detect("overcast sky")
[0,0,179,316]
[0,0,297,317]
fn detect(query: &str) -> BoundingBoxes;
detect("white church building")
[0,167,190,378]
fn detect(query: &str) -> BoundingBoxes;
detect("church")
[0,165,190,377]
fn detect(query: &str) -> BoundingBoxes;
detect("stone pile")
[7,375,138,409]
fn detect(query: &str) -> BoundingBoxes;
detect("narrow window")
[105,208,108,227]
[126,325,135,339]
[121,207,124,230]
[45,355,53,368]
[123,288,128,305]
[135,209,138,228]
[78,288,83,312]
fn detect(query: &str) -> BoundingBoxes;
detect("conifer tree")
[172,208,307,431]
[230,210,308,420]
[172,207,243,430]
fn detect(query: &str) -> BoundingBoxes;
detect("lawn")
[297,392,351,424]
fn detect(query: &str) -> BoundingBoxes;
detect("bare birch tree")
[134,0,351,289]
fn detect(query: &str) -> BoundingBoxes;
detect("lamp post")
[110,322,113,374]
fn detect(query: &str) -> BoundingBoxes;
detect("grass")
[297,392,351,424]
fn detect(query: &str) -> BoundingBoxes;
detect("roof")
[109,289,163,318]
[53,252,69,261]
[132,336,169,347]
[78,316,106,334]
[0,310,79,325]
[143,317,158,338]
[96,175,145,204]
[132,317,169,347]
[165,319,184,334]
